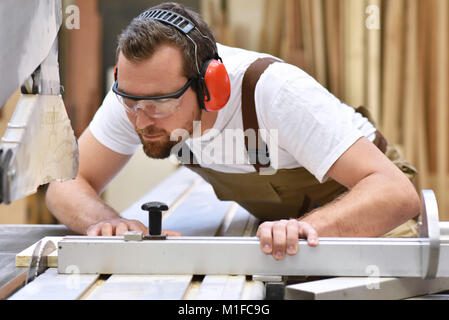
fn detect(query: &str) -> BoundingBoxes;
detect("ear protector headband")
[116,9,231,112]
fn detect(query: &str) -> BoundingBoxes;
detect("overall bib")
[178,58,419,238]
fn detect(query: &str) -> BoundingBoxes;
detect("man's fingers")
[87,224,100,236]
[86,219,181,237]
[298,222,319,247]
[257,222,273,254]
[127,220,147,233]
[286,219,299,255]
[163,229,182,236]
[115,222,129,236]
[272,220,288,260]
[256,219,319,260]
[100,223,113,236]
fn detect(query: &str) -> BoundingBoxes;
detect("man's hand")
[86,218,182,237]
[256,219,319,260]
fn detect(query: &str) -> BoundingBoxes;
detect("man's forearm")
[46,178,120,235]
[300,172,420,237]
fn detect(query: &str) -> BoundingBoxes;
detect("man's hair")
[117,2,217,82]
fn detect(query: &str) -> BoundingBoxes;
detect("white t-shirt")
[89,44,376,183]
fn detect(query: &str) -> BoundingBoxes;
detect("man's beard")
[136,110,201,159]
[137,126,179,159]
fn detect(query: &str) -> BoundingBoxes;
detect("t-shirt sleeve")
[255,62,364,183]
[89,88,141,155]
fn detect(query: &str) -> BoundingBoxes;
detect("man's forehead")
[117,44,185,77]
[117,44,187,96]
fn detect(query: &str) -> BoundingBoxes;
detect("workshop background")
[0,0,448,224]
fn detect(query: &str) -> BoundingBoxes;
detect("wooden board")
[87,275,193,300]
[324,0,343,99]
[299,0,315,76]
[310,0,327,87]
[8,268,99,300]
[436,0,448,220]
[15,236,61,267]
[285,276,449,300]
[402,0,418,168]
[343,0,366,108]
[195,275,246,300]
[120,167,202,227]
[381,0,405,142]
[365,0,381,125]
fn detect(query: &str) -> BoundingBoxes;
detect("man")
[46,2,420,260]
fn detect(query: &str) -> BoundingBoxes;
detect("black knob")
[141,202,168,236]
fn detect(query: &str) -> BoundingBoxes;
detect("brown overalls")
[177,58,419,238]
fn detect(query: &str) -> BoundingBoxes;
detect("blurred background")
[0,0,448,224]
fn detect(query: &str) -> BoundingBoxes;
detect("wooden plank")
[161,179,234,236]
[214,202,239,236]
[364,0,381,125]
[240,280,265,300]
[243,214,259,237]
[324,0,343,99]
[310,0,327,87]
[182,278,203,300]
[120,167,204,229]
[285,276,449,300]
[15,236,61,267]
[222,205,252,236]
[403,0,419,172]
[381,0,405,143]
[8,268,99,300]
[343,0,366,108]
[436,0,448,220]
[299,0,315,76]
[195,275,246,300]
[87,275,193,300]
[282,0,305,67]
[414,0,430,189]
[0,268,27,300]
[259,0,284,57]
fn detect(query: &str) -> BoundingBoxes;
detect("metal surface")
[25,236,58,285]
[25,240,42,285]
[34,240,57,279]
[57,235,449,277]
[58,189,447,279]
[0,0,62,107]
[419,190,441,278]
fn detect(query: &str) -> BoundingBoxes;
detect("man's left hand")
[256,219,319,260]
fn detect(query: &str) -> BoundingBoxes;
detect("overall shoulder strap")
[241,57,280,172]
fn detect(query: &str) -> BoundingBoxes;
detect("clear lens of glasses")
[116,95,181,119]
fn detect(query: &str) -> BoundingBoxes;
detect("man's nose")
[135,109,155,130]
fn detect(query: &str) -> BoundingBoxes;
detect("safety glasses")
[112,79,193,119]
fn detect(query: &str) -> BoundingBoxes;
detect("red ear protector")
[197,57,231,111]
[114,65,118,82]
[132,9,231,112]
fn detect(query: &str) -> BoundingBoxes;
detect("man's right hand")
[86,218,182,236]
